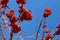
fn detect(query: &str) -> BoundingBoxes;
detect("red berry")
[6,10,14,18]
[42,24,47,28]
[55,29,60,35]
[18,6,32,22]
[45,34,53,40]
[9,15,17,23]
[43,8,51,18]
[16,0,26,4]
[57,24,60,29]
[11,23,21,33]
[41,37,45,40]
[45,30,50,33]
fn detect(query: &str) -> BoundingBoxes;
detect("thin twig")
[42,18,46,38]
[7,6,11,10]
[10,28,13,40]
[36,18,43,40]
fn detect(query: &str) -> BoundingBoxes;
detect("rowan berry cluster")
[0,0,32,40]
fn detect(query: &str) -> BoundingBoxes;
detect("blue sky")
[0,0,60,40]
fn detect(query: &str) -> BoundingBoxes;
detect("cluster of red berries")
[6,10,21,33]
[41,8,53,40]
[18,6,32,22]
[0,0,9,8]
[41,34,53,40]
[16,0,32,22]
[0,0,31,40]
[55,24,60,35]
[42,24,52,40]
[0,0,32,33]
[16,0,26,5]
[0,0,59,40]
[45,33,53,40]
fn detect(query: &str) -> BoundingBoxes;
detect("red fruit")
[9,10,14,14]
[18,6,31,14]
[43,13,49,18]
[12,26,21,33]
[1,4,7,8]
[16,0,26,4]
[45,30,50,33]
[2,35,6,40]
[1,0,9,5]
[18,16,25,22]
[6,13,13,18]
[8,23,12,26]
[9,15,17,23]
[42,24,47,28]
[43,8,51,18]
[57,24,60,29]
[26,10,32,20]
[18,9,24,14]
[45,34,53,40]
[18,6,32,22]
[6,13,11,18]
[19,13,32,22]
[44,8,51,15]
[18,6,26,14]
[0,1,1,5]
[0,0,9,8]
[11,23,21,33]
[6,10,14,18]
[55,29,60,35]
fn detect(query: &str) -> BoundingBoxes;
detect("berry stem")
[10,28,13,40]
[36,18,43,40]
[42,18,46,38]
